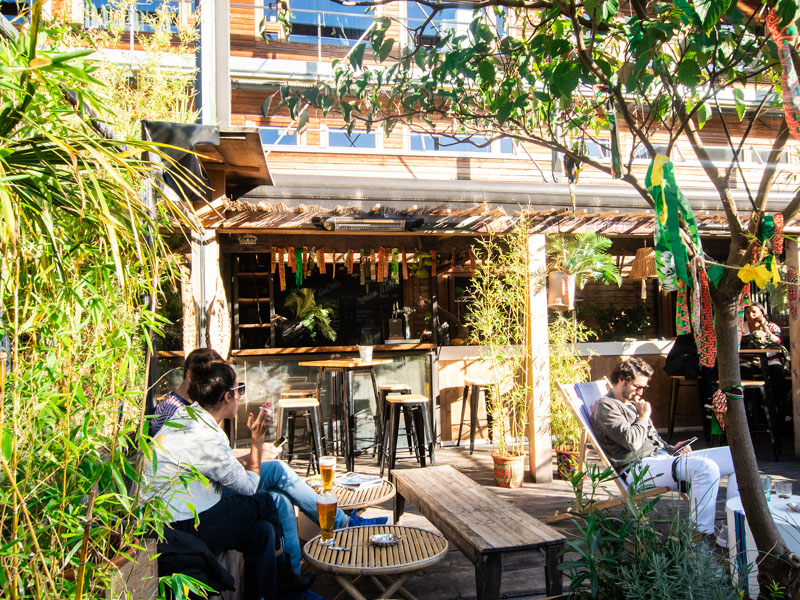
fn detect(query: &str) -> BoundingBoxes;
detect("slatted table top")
[306,477,396,511]
[303,525,448,576]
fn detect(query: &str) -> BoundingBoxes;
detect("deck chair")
[547,379,681,523]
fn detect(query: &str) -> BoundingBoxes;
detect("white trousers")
[629,446,739,534]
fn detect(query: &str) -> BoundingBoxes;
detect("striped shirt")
[150,391,191,436]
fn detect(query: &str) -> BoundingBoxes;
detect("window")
[260,126,300,146]
[753,147,790,165]
[498,138,515,154]
[84,0,183,33]
[406,1,475,46]
[1,0,30,24]
[328,129,376,149]
[287,0,371,45]
[584,140,611,159]
[409,133,493,153]
[632,143,675,160]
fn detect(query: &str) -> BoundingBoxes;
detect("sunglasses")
[229,383,246,396]
[629,382,649,392]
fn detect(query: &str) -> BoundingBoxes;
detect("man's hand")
[674,439,694,454]
[247,408,269,442]
[675,443,692,455]
[634,398,651,420]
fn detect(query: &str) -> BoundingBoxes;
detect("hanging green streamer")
[295,248,303,287]
[607,95,622,179]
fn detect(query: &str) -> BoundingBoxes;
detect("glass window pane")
[289,0,370,45]
[328,130,376,148]
[260,127,300,146]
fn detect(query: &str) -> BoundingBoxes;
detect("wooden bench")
[391,465,566,600]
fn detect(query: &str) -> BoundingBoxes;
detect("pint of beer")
[316,493,338,545]
[319,456,336,491]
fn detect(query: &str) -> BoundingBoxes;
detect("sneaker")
[346,511,388,527]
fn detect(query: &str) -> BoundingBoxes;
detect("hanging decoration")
[689,258,702,338]
[789,266,799,319]
[766,8,800,139]
[278,248,286,291]
[402,249,409,279]
[370,249,377,281]
[675,280,691,335]
[331,251,336,279]
[271,246,277,273]
[697,268,716,368]
[377,247,384,283]
[773,213,785,255]
[628,247,658,299]
[563,155,580,212]
[647,155,703,292]
[737,260,779,288]
[288,246,296,272]
[391,248,399,283]
[606,95,622,179]
[295,248,303,287]
[430,250,438,277]
[359,249,366,285]
[384,247,390,279]
[737,283,752,341]
[317,248,325,276]
[346,250,354,275]
[304,248,310,278]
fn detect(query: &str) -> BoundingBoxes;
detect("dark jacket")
[157,528,236,594]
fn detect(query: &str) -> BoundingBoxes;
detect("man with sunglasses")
[591,357,738,546]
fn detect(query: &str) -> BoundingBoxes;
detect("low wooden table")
[303,525,448,600]
[392,465,566,600]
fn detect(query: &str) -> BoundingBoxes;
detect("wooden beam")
[525,233,553,483]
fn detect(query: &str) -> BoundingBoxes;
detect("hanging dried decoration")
[278,248,286,291]
[789,266,799,319]
[271,246,277,273]
[347,250,354,275]
[370,249,377,281]
[317,247,325,275]
[402,249,409,279]
[295,248,304,287]
[675,280,691,335]
[303,248,309,278]
[383,247,390,279]
[377,247,384,283]
[430,250,437,277]
[359,249,366,285]
[773,213,785,255]
[288,246,296,272]
[391,248,399,283]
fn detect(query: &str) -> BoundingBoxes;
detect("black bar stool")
[456,380,493,454]
[380,393,435,477]
[376,383,412,461]
[278,391,324,474]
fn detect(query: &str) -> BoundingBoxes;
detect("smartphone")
[274,435,288,448]
[671,436,698,454]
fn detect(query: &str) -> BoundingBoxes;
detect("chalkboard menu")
[274,268,402,346]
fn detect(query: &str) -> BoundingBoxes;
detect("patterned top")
[149,391,191,436]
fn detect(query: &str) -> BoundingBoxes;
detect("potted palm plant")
[467,224,540,488]
[547,233,621,310]
[277,288,337,346]
[548,314,595,479]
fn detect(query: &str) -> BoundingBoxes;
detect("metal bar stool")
[456,380,493,454]
[376,383,412,461]
[278,391,324,474]
[667,375,697,442]
[381,393,435,477]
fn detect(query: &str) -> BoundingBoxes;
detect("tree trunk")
[712,273,800,596]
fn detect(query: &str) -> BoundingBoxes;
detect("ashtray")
[787,502,800,513]
[370,533,400,547]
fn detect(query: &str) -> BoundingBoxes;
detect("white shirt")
[140,404,258,522]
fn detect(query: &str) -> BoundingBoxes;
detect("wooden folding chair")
[547,379,679,523]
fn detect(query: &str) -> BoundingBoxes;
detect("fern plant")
[548,233,622,289]
[284,288,337,341]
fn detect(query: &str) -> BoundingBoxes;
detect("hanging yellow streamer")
[737,261,779,288]
[651,154,670,225]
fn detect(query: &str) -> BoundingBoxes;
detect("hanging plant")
[411,243,433,278]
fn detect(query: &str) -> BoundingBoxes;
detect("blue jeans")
[259,460,347,572]
[172,491,279,600]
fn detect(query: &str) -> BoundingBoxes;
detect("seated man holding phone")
[151,348,386,575]
[590,357,739,546]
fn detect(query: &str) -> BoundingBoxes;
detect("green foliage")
[466,224,540,457]
[284,288,337,341]
[582,302,652,341]
[560,467,740,599]
[159,573,215,599]
[547,233,621,290]
[549,315,595,450]
[0,5,191,597]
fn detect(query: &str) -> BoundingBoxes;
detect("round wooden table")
[303,525,448,600]
[306,477,396,512]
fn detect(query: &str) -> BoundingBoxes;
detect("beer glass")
[320,456,336,492]
[316,493,338,545]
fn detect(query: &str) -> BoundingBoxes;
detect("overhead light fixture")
[629,247,657,299]
[323,217,407,231]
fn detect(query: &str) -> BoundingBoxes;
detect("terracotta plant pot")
[491,452,525,488]
[555,447,581,480]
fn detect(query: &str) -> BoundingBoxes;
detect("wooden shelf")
[239,323,271,329]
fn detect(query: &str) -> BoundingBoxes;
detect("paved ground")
[290,432,799,600]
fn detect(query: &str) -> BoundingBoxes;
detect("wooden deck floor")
[295,433,800,600]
